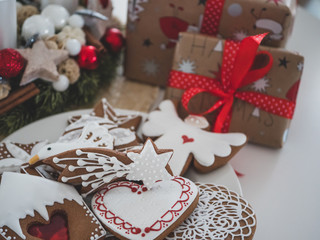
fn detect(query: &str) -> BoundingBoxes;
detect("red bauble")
[77,46,99,70]
[101,28,125,53]
[0,48,25,79]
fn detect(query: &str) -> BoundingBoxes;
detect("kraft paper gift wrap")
[125,0,205,86]
[166,32,304,148]
[200,0,296,48]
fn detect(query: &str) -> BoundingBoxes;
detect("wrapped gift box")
[166,32,304,148]
[125,0,205,86]
[201,0,296,48]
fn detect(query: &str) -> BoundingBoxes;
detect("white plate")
[4,109,242,195]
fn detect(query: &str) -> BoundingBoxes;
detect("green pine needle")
[0,53,121,137]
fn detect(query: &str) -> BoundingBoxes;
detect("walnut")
[0,82,11,100]
[17,6,39,27]
[58,58,80,84]
[44,39,58,50]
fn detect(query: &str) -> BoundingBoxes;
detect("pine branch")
[0,53,120,137]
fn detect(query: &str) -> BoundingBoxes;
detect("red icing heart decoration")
[92,177,198,240]
[28,213,69,240]
[182,135,194,144]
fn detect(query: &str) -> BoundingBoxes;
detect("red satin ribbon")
[167,33,296,133]
[200,0,225,36]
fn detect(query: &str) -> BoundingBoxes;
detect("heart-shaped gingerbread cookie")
[92,177,199,240]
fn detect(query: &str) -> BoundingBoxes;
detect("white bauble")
[65,38,81,56]
[68,14,84,28]
[41,0,79,14]
[41,4,70,31]
[21,15,55,41]
[53,75,70,92]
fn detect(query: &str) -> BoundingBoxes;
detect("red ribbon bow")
[168,33,296,133]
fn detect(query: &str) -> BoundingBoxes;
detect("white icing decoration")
[100,98,140,126]
[59,139,172,195]
[0,158,25,171]
[57,150,131,196]
[126,139,172,189]
[36,122,114,160]
[64,114,116,132]
[0,172,83,239]
[142,100,247,176]
[106,182,180,227]
[5,143,31,160]
[0,141,48,173]
[92,177,198,240]
[58,128,83,143]
[60,99,140,144]
[184,115,209,129]
[167,183,256,240]
[109,128,136,146]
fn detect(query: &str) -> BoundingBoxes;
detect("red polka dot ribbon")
[167,33,296,133]
[200,0,225,36]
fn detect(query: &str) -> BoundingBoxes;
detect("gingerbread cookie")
[142,100,247,175]
[68,98,142,130]
[92,176,199,240]
[20,163,60,180]
[0,172,107,240]
[167,183,256,240]
[0,140,48,174]
[60,98,142,150]
[29,122,114,165]
[43,139,174,196]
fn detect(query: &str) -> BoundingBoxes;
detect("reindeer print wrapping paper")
[201,0,296,48]
[125,0,205,86]
[125,0,296,86]
[166,32,304,148]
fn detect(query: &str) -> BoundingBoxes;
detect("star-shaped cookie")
[17,41,68,86]
[126,139,173,189]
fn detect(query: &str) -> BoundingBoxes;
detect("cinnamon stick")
[83,26,107,54]
[0,83,40,115]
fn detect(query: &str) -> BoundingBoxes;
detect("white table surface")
[112,1,320,239]
[229,7,320,240]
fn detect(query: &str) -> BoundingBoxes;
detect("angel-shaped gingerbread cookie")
[142,100,247,176]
